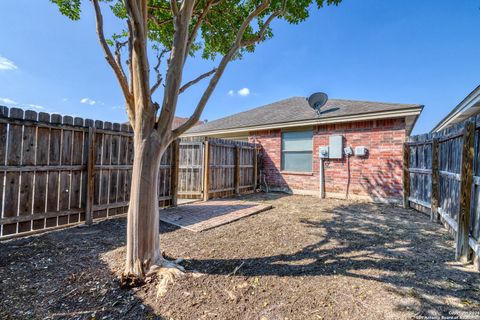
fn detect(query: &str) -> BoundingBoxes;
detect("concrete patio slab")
[160,199,272,232]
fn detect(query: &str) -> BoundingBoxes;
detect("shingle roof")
[187,97,422,134]
[172,116,204,129]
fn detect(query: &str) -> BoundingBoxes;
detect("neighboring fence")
[0,107,258,239]
[405,117,480,269]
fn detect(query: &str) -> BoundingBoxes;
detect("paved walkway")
[160,199,272,232]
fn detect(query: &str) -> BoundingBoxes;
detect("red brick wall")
[249,118,406,202]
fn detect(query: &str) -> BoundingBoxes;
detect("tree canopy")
[53,1,339,56]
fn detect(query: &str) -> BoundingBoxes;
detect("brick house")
[185,96,423,202]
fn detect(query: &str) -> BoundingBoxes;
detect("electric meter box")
[355,146,368,157]
[328,135,343,159]
[319,146,329,158]
[344,147,353,156]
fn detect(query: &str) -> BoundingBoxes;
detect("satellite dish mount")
[307,92,328,116]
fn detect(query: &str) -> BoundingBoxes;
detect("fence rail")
[405,116,480,269]
[0,106,259,240]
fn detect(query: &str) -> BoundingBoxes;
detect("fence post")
[203,138,210,201]
[253,145,258,192]
[85,126,96,225]
[170,139,180,207]
[235,145,241,195]
[431,138,439,221]
[402,142,410,209]
[456,120,475,262]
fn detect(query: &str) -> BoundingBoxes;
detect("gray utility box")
[355,146,368,157]
[329,135,343,159]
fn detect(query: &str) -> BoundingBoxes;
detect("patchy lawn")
[1,193,479,320]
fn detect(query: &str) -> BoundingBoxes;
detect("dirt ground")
[1,193,480,320]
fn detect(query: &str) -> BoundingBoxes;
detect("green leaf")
[50,0,82,21]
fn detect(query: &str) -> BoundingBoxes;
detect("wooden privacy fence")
[405,117,480,269]
[0,107,258,240]
[178,137,258,201]
[0,106,175,239]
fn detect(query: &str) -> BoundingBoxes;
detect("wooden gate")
[178,138,205,199]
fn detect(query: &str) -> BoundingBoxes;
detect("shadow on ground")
[180,196,480,318]
[1,192,479,319]
[0,219,163,320]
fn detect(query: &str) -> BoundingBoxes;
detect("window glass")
[281,130,312,172]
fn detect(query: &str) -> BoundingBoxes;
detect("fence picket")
[4,108,24,235]
[0,107,8,236]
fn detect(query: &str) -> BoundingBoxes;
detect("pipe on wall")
[319,157,325,199]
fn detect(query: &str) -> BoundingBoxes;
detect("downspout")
[319,157,325,199]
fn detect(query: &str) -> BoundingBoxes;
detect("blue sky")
[0,1,479,134]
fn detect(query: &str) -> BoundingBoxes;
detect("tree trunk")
[124,134,164,278]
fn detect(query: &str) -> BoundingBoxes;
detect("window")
[281,130,313,172]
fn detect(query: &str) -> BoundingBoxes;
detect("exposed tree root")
[120,273,144,289]
[146,258,188,299]
[120,257,204,297]
[120,259,150,289]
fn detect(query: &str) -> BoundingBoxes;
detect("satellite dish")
[307,92,328,115]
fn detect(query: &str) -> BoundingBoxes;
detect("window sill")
[280,171,314,176]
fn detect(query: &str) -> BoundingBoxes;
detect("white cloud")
[80,97,96,105]
[0,55,17,71]
[28,104,45,111]
[237,88,250,97]
[0,97,17,105]
[228,88,251,97]
[0,98,51,113]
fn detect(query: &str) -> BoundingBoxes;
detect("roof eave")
[183,107,423,137]
[432,85,480,132]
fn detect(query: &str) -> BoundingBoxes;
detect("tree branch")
[173,0,271,137]
[242,0,286,47]
[179,68,217,94]
[127,19,134,96]
[114,40,128,80]
[124,0,158,135]
[150,49,169,95]
[152,16,174,27]
[147,4,171,11]
[156,0,196,134]
[241,12,277,46]
[170,0,179,16]
[92,0,134,125]
[184,0,221,61]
